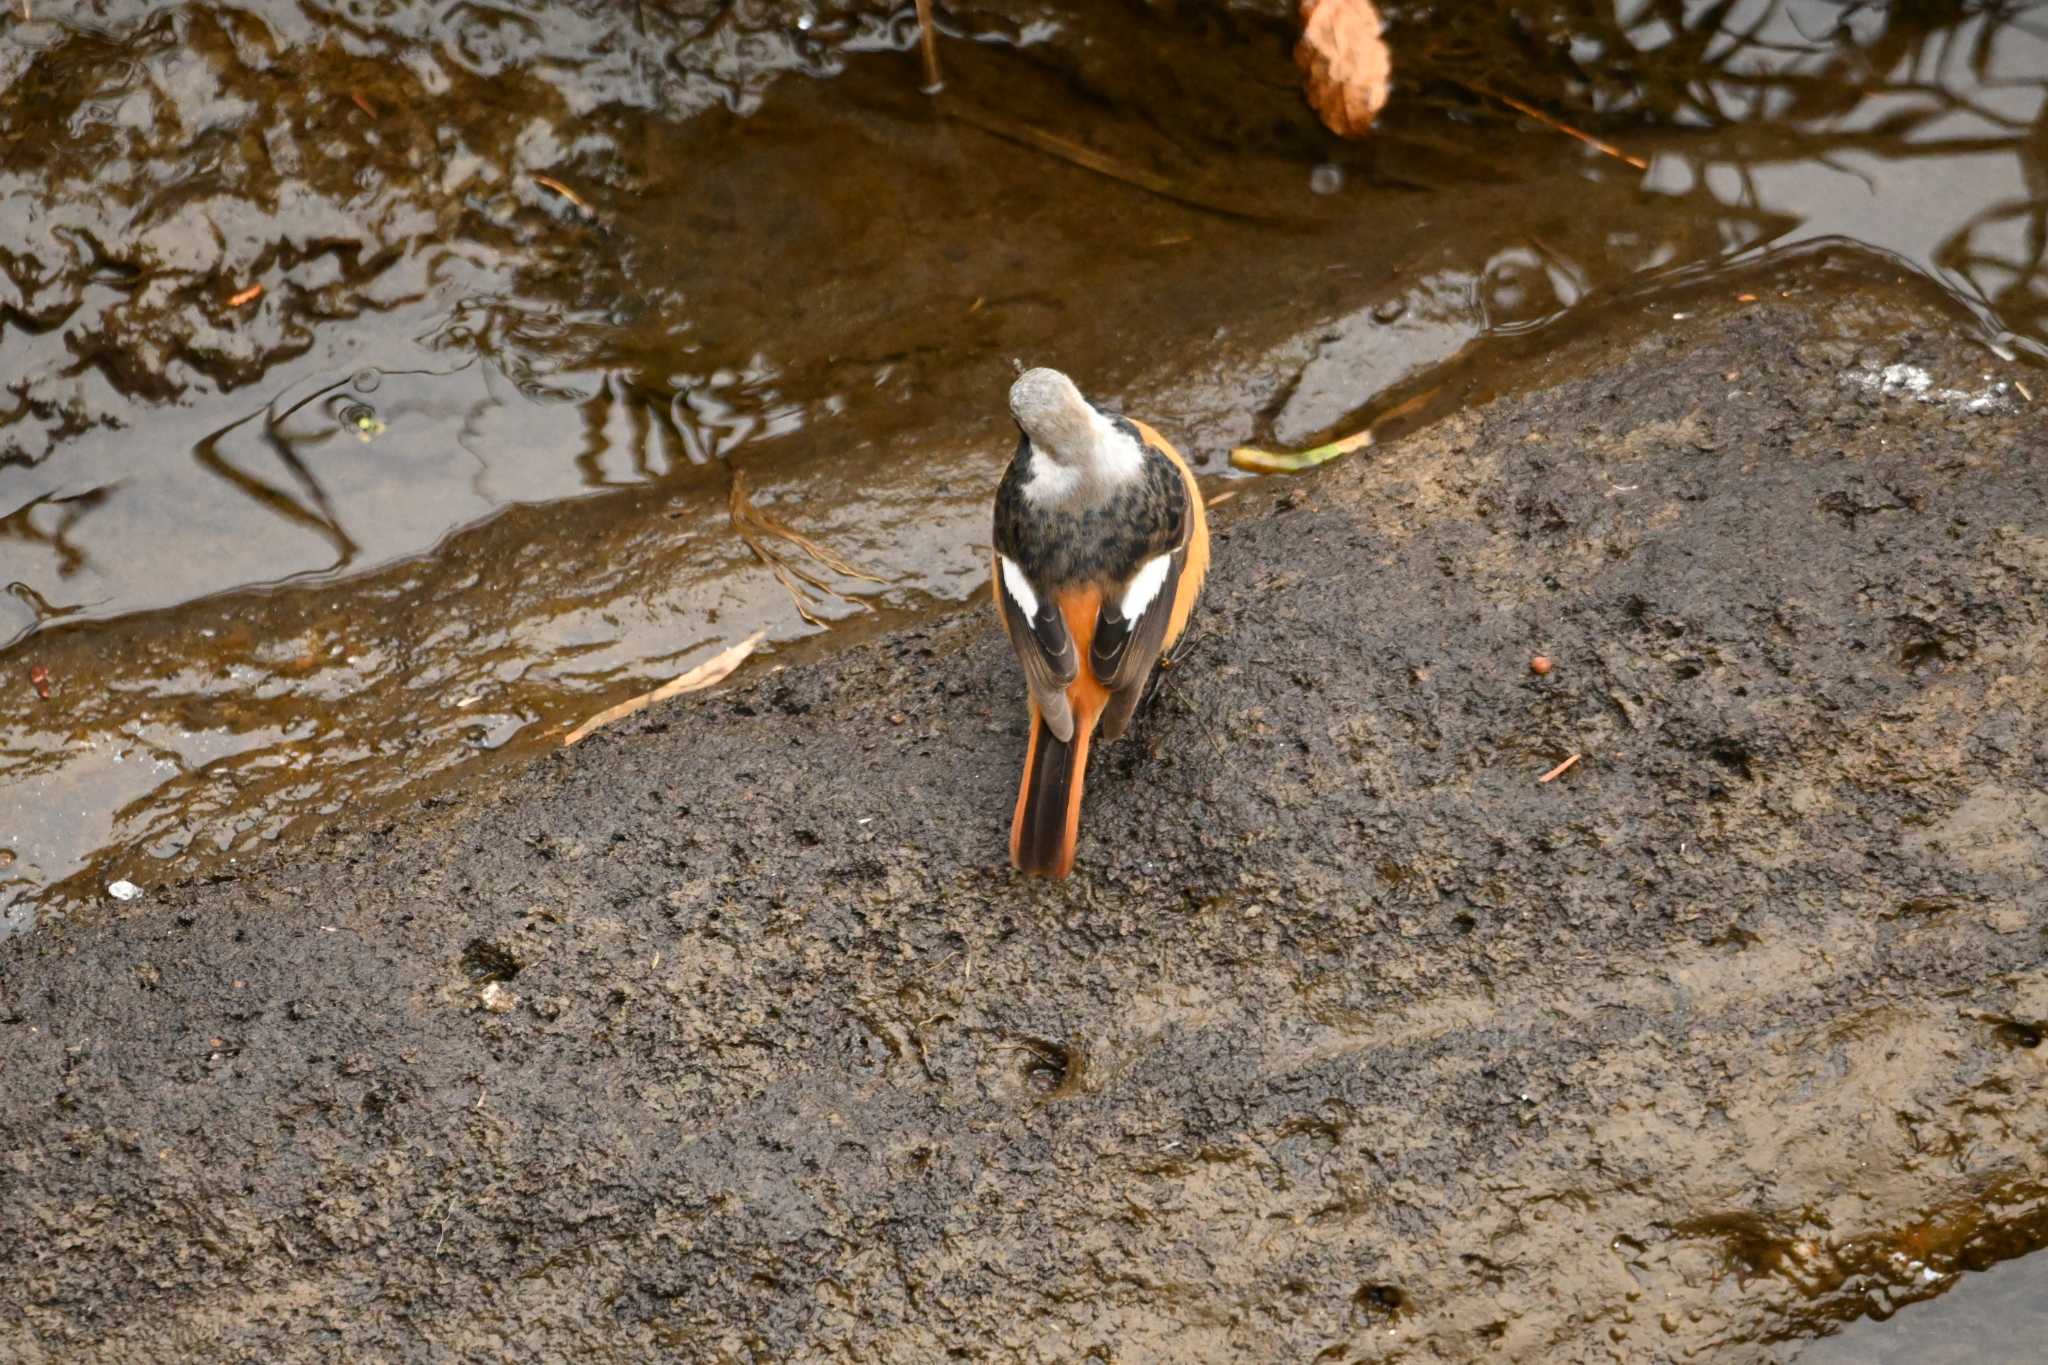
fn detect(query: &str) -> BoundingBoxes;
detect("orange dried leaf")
[1298,0,1391,138]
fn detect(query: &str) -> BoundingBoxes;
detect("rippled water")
[3,0,2045,934]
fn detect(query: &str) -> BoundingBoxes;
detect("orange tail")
[1010,693,1104,878]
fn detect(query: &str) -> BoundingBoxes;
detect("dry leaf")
[1231,426,1373,474]
[1298,0,1391,138]
[562,632,764,746]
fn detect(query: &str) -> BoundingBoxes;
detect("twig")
[227,284,263,307]
[914,0,943,91]
[1537,753,1581,784]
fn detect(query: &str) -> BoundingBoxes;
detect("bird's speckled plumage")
[990,369,1209,877]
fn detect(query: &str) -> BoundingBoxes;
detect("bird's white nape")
[1019,453,1080,503]
[1087,409,1146,481]
[1120,554,1171,620]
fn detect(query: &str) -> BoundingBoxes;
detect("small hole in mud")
[1704,737,1754,776]
[1452,912,1476,933]
[1986,1016,2043,1049]
[1353,1284,1407,1320]
[1013,1036,1086,1098]
[461,938,522,984]
[1899,638,1947,668]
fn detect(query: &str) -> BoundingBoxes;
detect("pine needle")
[729,468,884,624]
[942,100,1300,226]
[914,0,943,91]
[1463,82,1648,171]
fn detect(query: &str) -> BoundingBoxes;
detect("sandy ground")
[3,273,2045,1363]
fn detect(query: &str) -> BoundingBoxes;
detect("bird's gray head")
[1008,367,1097,464]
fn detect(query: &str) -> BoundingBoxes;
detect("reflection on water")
[1405,1,2048,347]
[2,1,2046,934]
[1798,1247,2048,1364]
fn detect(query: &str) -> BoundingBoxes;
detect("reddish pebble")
[1530,656,1552,676]
[29,665,50,699]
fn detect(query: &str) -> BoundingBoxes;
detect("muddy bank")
[4,279,2046,1362]
[10,0,2047,931]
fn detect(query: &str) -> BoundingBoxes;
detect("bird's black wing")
[994,552,1079,742]
[1090,435,1194,739]
[992,444,1082,742]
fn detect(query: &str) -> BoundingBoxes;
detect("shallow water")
[1797,1247,2048,1364]
[1,2,2046,1342]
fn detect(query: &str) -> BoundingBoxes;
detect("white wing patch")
[1120,554,1171,620]
[1000,555,1041,619]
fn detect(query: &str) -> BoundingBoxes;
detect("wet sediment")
[3,282,2045,1361]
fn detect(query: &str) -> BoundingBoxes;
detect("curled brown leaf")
[1298,0,1391,139]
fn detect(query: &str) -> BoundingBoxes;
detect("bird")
[990,368,1210,878]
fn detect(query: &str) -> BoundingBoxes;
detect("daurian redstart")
[991,368,1210,877]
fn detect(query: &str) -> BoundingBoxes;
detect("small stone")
[479,982,518,1014]
[107,880,143,901]
[1530,656,1553,676]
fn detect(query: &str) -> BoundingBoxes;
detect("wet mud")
[8,0,2047,930]
[5,277,2045,1361]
